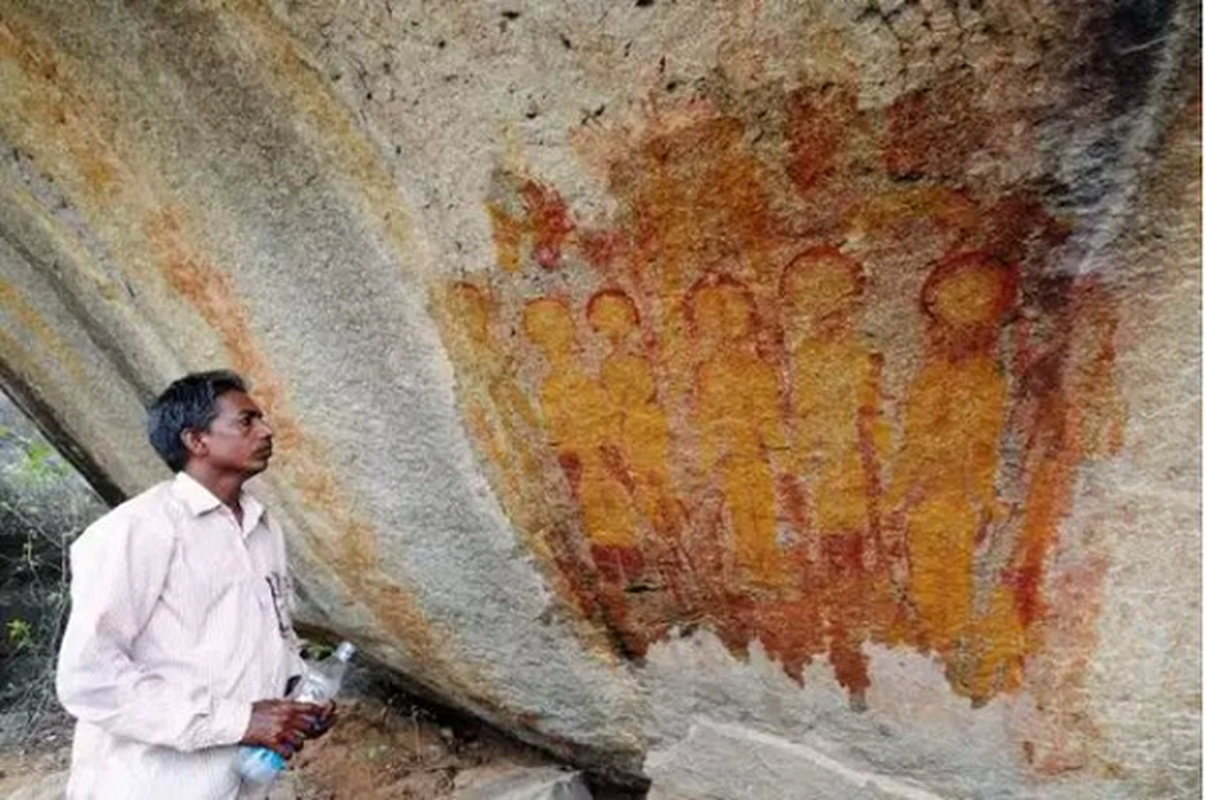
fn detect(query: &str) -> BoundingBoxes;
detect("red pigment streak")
[520,180,574,270]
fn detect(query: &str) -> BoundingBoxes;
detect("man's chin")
[245,456,271,476]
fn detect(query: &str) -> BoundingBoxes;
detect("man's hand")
[240,700,329,759]
[307,701,337,739]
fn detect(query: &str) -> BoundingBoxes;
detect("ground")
[0,690,645,799]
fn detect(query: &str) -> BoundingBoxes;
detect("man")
[56,370,335,799]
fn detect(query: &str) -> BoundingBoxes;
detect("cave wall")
[0,1,1198,796]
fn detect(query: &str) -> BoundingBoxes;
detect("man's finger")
[274,731,304,758]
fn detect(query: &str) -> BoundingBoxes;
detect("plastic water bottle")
[237,641,356,784]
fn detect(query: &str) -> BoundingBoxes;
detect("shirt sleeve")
[55,514,251,751]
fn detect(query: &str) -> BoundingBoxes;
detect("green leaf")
[7,618,32,649]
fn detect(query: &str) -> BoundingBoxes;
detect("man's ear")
[180,428,207,460]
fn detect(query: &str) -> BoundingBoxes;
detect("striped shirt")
[56,472,304,799]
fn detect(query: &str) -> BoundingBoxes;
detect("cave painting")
[688,275,789,590]
[521,296,663,656]
[887,252,1018,700]
[781,247,892,702]
[522,297,640,555]
[438,283,605,596]
[587,289,678,541]
[433,72,1125,718]
[442,283,545,506]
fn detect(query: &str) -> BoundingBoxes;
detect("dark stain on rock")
[581,104,607,125]
[1084,0,1179,114]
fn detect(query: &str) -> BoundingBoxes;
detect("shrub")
[0,395,108,742]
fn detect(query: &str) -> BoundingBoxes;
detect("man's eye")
[239,417,253,427]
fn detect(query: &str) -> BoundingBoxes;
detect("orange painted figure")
[522,298,640,554]
[522,296,651,654]
[688,276,788,589]
[441,283,621,621]
[971,279,1125,701]
[781,248,890,701]
[587,288,703,620]
[1009,279,1124,613]
[587,289,679,536]
[888,252,1017,689]
[443,283,544,502]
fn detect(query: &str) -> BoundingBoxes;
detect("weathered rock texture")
[0,1,1199,796]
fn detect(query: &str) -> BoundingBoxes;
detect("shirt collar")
[173,472,223,516]
[240,492,266,535]
[172,472,267,535]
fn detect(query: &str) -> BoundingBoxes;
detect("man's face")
[192,390,273,477]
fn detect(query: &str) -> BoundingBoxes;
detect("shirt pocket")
[263,572,294,639]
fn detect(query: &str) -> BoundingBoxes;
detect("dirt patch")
[0,694,645,800]
[0,747,68,798]
[0,712,72,799]
[291,695,554,799]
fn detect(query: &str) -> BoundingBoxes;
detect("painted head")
[586,289,640,345]
[921,251,1017,350]
[780,246,865,338]
[522,297,577,360]
[147,370,273,477]
[688,274,757,346]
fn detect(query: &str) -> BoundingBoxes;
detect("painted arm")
[884,375,940,515]
[694,365,724,475]
[755,367,788,465]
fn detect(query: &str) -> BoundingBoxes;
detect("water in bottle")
[237,641,356,784]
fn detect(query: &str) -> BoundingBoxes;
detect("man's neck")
[183,464,245,515]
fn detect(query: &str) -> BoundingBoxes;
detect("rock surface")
[457,767,592,800]
[0,1,1199,796]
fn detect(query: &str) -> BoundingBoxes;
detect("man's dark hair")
[147,370,247,472]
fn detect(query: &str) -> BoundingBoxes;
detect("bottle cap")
[334,641,356,662]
